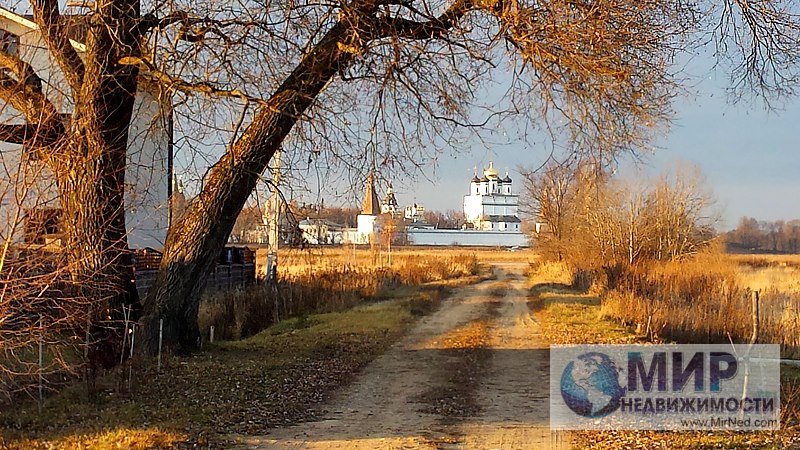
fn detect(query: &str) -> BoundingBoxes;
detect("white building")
[405,162,528,247]
[298,218,344,245]
[463,162,521,232]
[0,8,171,249]
[381,184,398,216]
[341,165,528,247]
[352,173,382,244]
[404,203,425,221]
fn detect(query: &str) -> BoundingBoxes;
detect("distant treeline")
[725,217,800,254]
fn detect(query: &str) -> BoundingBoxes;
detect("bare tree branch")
[0,123,51,144]
[30,0,85,94]
[0,73,60,126]
[720,0,800,102]
[0,49,41,89]
[0,48,64,146]
[118,55,270,106]
[370,0,475,41]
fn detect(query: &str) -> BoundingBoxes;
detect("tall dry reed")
[598,249,800,357]
[198,253,479,341]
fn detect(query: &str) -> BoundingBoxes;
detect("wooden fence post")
[750,290,760,345]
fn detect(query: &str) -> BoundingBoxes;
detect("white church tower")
[356,173,382,243]
[463,162,520,231]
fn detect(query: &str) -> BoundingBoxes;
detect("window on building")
[24,208,63,244]
[0,28,19,57]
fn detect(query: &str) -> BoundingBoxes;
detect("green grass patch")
[531,285,636,345]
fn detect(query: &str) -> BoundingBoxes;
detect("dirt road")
[239,263,569,449]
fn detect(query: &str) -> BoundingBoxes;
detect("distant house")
[298,217,345,245]
[0,7,171,249]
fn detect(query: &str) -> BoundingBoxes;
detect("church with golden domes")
[345,164,528,247]
[463,162,521,232]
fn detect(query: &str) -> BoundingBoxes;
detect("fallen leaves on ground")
[0,294,434,449]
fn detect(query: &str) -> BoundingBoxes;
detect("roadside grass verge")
[0,252,483,408]
[531,281,800,449]
[528,284,636,345]
[0,277,469,450]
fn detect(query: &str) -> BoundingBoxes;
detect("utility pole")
[267,150,281,283]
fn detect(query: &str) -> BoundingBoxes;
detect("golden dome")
[483,161,499,178]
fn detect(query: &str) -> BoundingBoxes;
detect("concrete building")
[0,8,171,249]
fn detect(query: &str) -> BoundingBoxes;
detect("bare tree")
[525,161,718,269]
[229,205,265,243]
[0,0,799,358]
[647,165,718,261]
[422,209,464,229]
[521,160,611,261]
[521,160,579,260]
[727,217,800,254]
[0,0,143,370]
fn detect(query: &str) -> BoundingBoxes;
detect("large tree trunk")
[59,162,140,371]
[138,22,355,355]
[55,0,142,371]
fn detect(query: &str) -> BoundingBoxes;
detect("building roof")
[503,174,512,183]
[483,161,499,179]
[0,6,37,30]
[0,6,86,52]
[361,173,381,215]
[383,184,398,207]
[299,218,344,229]
[484,215,522,223]
[471,175,480,183]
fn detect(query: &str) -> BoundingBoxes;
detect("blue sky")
[384,63,800,231]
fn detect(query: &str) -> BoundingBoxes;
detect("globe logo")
[560,352,625,418]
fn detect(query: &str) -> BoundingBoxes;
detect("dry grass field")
[529,261,800,449]
[278,245,537,275]
[730,253,800,266]
[279,245,538,273]
[588,249,800,357]
[733,253,800,293]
